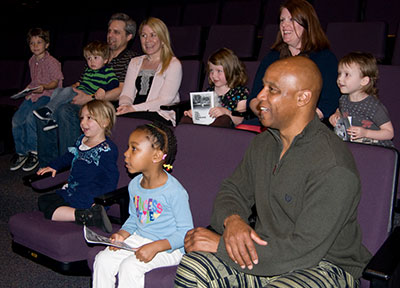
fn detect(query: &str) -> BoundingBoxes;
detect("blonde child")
[10,27,63,171]
[93,122,193,288]
[329,51,394,147]
[33,40,119,131]
[37,100,119,233]
[182,47,249,127]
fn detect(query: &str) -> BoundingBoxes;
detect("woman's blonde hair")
[80,100,116,136]
[207,48,248,88]
[139,17,175,74]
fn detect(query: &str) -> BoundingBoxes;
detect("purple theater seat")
[257,24,279,61]
[145,266,178,287]
[313,0,361,31]
[124,5,150,30]
[219,0,262,26]
[242,60,261,89]
[52,31,86,60]
[172,124,256,227]
[326,21,387,62]
[181,1,220,27]
[169,26,203,59]
[86,29,107,44]
[148,2,182,27]
[143,124,256,286]
[202,25,257,64]
[391,23,400,65]
[351,143,397,255]
[160,60,202,123]
[364,0,400,36]
[346,142,398,287]
[86,124,256,287]
[376,65,400,151]
[8,117,151,275]
[0,59,28,107]
[375,64,400,205]
[62,59,86,87]
[179,60,202,102]
[9,211,120,271]
[260,0,282,30]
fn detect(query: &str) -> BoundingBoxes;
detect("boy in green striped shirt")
[33,40,119,131]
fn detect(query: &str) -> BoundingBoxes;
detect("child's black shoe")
[43,120,58,131]
[33,107,53,121]
[75,204,112,233]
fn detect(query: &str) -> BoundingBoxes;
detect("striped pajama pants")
[174,251,359,288]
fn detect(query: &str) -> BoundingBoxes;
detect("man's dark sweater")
[211,116,371,279]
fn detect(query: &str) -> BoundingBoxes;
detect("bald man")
[175,56,371,287]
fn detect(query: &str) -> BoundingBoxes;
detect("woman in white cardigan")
[116,17,182,126]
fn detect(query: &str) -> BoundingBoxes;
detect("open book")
[334,116,352,141]
[190,91,219,125]
[83,226,138,252]
[10,86,40,100]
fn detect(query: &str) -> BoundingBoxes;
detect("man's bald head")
[256,56,323,133]
[269,56,322,108]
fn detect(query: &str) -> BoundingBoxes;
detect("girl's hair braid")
[136,121,177,172]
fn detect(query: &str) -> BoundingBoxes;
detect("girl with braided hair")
[93,121,193,288]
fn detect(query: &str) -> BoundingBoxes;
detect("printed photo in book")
[190,91,218,125]
[84,226,138,252]
[334,116,352,141]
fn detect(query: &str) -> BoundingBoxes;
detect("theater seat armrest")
[94,186,130,222]
[160,100,190,111]
[23,169,70,192]
[160,101,191,124]
[160,104,177,111]
[363,226,400,282]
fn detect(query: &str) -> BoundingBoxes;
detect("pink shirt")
[119,56,182,126]
[28,51,63,97]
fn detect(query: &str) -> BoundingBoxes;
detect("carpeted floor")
[0,153,91,288]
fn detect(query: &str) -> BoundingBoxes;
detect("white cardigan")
[118,55,182,126]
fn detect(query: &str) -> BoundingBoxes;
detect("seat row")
[1,58,399,146]
[18,0,398,36]
[8,116,400,287]
[3,0,400,60]
[7,19,400,70]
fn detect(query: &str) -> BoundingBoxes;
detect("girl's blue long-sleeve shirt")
[51,135,119,209]
[121,172,194,254]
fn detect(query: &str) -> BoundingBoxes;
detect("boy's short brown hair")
[27,28,50,45]
[83,40,110,61]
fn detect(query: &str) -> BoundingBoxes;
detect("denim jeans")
[36,103,81,166]
[45,87,77,115]
[12,96,50,155]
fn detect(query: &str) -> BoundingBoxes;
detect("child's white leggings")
[92,233,183,288]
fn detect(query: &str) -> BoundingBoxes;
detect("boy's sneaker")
[43,120,58,131]
[33,107,53,121]
[10,154,28,171]
[22,152,39,172]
